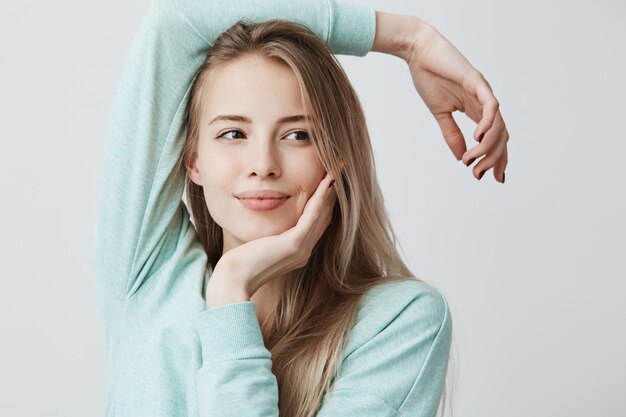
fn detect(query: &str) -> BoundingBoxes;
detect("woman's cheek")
[202,183,227,220]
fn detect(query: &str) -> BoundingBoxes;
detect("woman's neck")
[250,275,284,327]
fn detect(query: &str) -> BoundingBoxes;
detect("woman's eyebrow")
[209,114,310,125]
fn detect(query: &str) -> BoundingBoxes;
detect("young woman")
[93,1,508,417]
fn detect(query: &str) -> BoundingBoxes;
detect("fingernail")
[502,171,505,183]
[465,157,476,166]
[328,179,335,188]
[478,170,485,180]
[478,133,484,142]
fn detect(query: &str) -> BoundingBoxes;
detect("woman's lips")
[238,197,289,211]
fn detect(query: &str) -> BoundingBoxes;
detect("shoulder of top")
[343,279,450,354]
[359,279,448,320]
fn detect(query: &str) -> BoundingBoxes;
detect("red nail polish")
[466,157,476,166]
[478,133,484,142]
[328,179,335,188]
[478,170,485,180]
[502,172,505,183]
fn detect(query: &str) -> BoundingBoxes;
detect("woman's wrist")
[371,11,433,62]
[205,264,250,309]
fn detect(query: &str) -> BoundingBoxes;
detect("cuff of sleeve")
[328,1,376,56]
[195,301,268,366]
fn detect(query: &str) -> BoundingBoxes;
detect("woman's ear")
[185,152,203,186]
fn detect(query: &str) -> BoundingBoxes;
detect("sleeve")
[194,287,452,417]
[92,0,377,301]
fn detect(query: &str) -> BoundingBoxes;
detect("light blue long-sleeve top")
[92,0,453,416]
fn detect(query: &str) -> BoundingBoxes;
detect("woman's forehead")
[202,57,308,125]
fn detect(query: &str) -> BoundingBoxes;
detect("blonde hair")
[176,19,455,417]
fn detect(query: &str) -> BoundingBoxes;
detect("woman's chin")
[228,221,293,242]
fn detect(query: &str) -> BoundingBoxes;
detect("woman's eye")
[217,130,309,142]
[286,130,310,142]
[218,130,245,140]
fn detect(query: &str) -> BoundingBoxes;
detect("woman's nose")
[248,140,281,178]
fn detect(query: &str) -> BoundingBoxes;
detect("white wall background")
[0,0,624,416]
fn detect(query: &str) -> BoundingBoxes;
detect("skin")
[186,54,334,318]
[188,12,510,313]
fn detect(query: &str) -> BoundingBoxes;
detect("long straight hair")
[176,19,455,417]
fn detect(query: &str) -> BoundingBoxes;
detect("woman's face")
[187,54,325,253]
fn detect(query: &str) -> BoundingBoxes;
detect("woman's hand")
[373,12,508,183]
[206,174,337,307]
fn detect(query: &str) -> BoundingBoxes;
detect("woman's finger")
[434,112,467,161]
[472,129,508,181]
[305,175,337,248]
[493,139,509,182]
[474,79,500,142]
[290,174,334,246]
[462,109,505,166]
